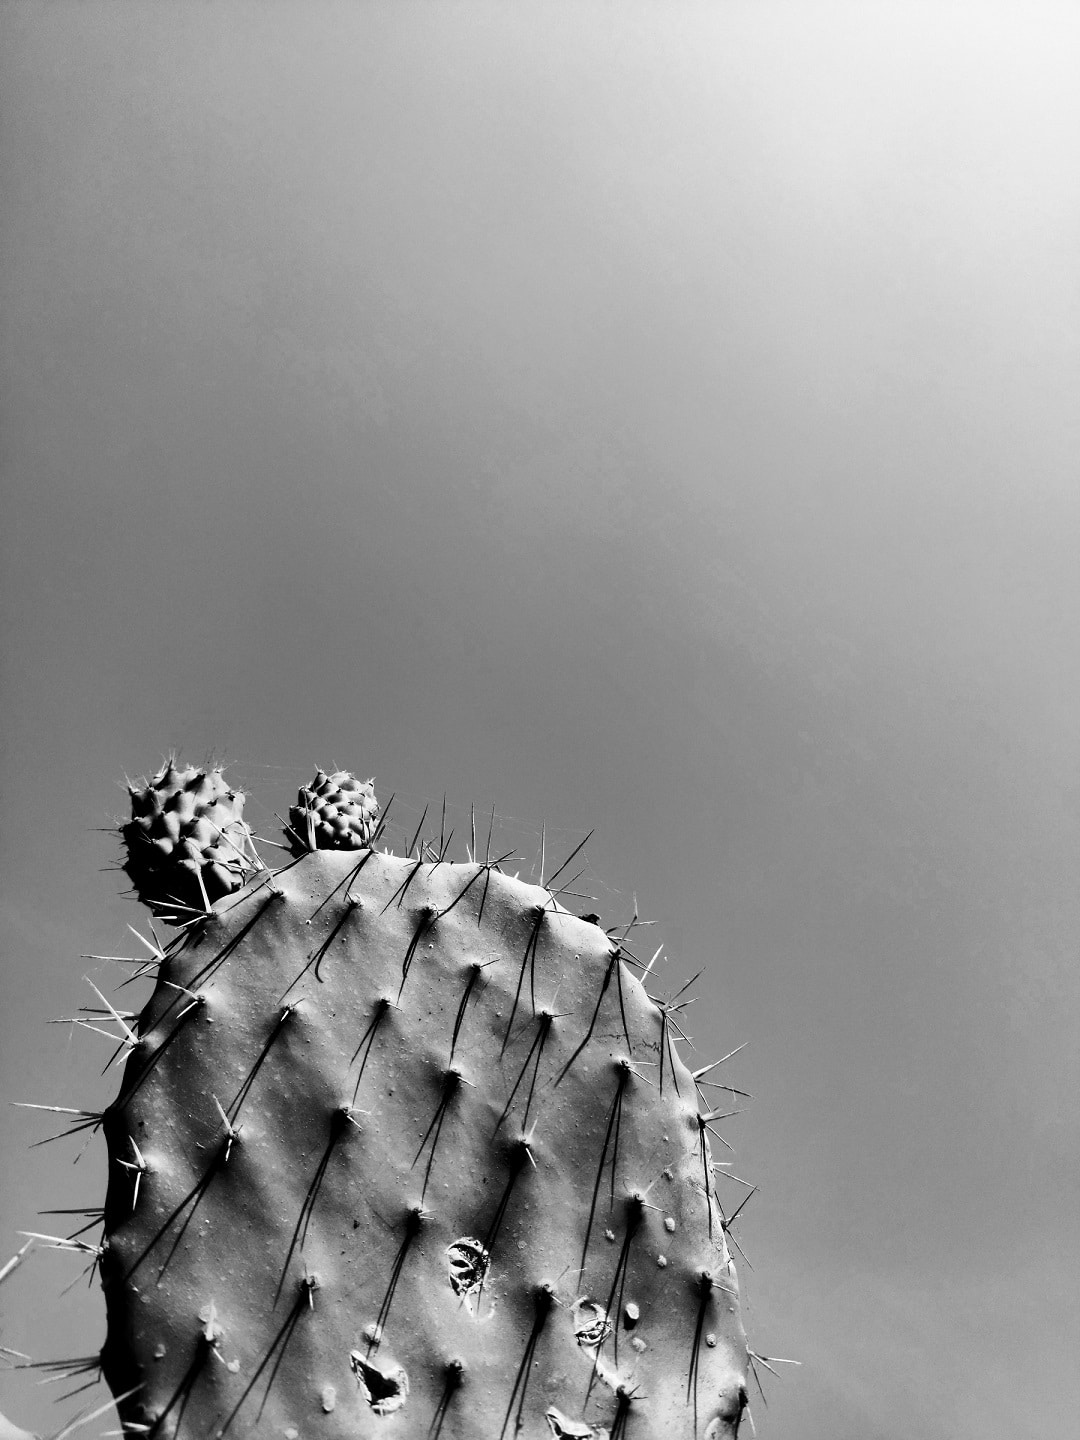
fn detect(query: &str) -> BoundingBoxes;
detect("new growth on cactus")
[121,762,258,921]
[17,763,765,1438]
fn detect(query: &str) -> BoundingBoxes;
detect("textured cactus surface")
[94,770,750,1438]
[121,762,256,919]
[287,769,380,855]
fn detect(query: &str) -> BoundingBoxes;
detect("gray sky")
[2,4,1078,1437]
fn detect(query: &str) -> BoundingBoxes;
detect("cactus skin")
[121,761,255,921]
[287,769,380,854]
[99,782,749,1438]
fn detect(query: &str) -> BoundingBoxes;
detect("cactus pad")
[96,775,751,1436]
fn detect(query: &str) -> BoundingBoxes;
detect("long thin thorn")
[544,828,594,889]
[408,804,430,859]
[381,855,426,913]
[579,1065,629,1275]
[725,1185,757,1227]
[693,1045,747,1080]
[367,791,395,850]
[666,967,705,1005]
[127,924,165,960]
[52,1385,143,1440]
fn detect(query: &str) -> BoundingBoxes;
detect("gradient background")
[1,4,1078,1437]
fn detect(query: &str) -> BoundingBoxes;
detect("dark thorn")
[146,1333,211,1439]
[398,909,436,1000]
[216,1284,309,1436]
[602,1195,644,1368]
[274,1111,349,1304]
[124,1149,224,1283]
[306,850,375,922]
[553,948,619,1087]
[609,1384,639,1440]
[351,997,391,1102]
[437,850,516,922]
[38,1206,105,1220]
[544,828,594,889]
[228,1005,295,1123]
[485,803,496,865]
[747,1353,769,1409]
[667,968,705,1006]
[367,792,395,850]
[381,854,426,913]
[697,1118,715,1239]
[477,863,494,926]
[500,1285,554,1440]
[369,1207,424,1351]
[413,1070,463,1201]
[182,893,282,993]
[449,966,481,1063]
[279,904,353,998]
[16,1355,101,1385]
[428,1359,466,1440]
[579,1064,630,1277]
[435,863,485,920]
[53,1213,106,1241]
[494,1012,552,1134]
[725,1185,757,1229]
[547,865,590,903]
[612,952,633,1054]
[500,906,546,1054]
[660,1007,682,1098]
[106,999,203,1111]
[407,804,430,861]
[687,1271,714,1432]
[16,1106,106,1147]
[479,1141,529,1264]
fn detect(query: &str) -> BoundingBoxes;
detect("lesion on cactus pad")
[349,1352,409,1415]
[571,1298,612,1350]
[545,1405,608,1438]
[446,1237,490,1297]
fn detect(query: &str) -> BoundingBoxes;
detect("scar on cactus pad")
[22,761,779,1438]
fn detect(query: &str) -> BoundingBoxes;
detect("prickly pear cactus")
[95,771,750,1438]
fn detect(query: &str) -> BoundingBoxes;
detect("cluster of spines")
[286,769,380,854]
[120,761,257,921]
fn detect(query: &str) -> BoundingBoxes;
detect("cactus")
[121,761,257,921]
[31,766,757,1437]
